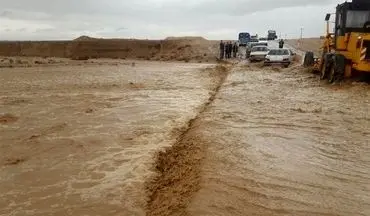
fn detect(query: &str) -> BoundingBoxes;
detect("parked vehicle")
[264,48,295,67]
[258,38,268,45]
[267,30,277,40]
[238,32,251,46]
[246,42,269,58]
[250,35,259,43]
[249,46,270,62]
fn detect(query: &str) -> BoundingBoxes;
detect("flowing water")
[187,64,370,216]
[0,61,217,216]
[1,58,370,216]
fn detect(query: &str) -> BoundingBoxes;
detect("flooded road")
[186,64,370,215]
[1,58,370,216]
[0,60,218,216]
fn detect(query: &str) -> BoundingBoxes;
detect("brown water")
[0,60,217,216]
[1,59,370,216]
[187,64,370,215]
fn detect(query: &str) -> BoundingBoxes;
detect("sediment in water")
[145,64,231,216]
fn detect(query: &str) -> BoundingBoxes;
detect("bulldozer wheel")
[303,51,314,67]
[320,54,332,80]
[328,54,345,83]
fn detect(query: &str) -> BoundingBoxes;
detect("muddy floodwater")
[0,60,217,216]
[187,64,370,216]
[1,59,370,216]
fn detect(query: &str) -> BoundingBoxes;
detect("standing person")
[219,40,225,59]
[233,42,236,58]
[225,42,229,59]
[225,42,228,59]
[228,42,232,59]
[279,39,284,48]
[233,42,238,58]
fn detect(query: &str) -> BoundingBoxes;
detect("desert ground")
[1,37,370,216]
[286,38,324,57]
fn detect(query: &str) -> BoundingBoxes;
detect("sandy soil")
[0,36,218,64]
[286,38,323,57]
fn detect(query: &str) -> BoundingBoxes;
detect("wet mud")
[146,64,231,216]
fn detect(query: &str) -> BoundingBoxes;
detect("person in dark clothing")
[279,39,284,48]
[219,40,225,59]
[231,42,235,58]
[225,42,228,59]
[233,42,238,58]
[225,42,229,59]
[228,42,232,58]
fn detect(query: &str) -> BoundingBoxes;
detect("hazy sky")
[0,0,344,40]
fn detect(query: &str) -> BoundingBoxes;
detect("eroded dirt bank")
[146,64,232,216]
[0,60,221,216]
[0,36,218,64]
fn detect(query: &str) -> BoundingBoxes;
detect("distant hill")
[73,35,98,41]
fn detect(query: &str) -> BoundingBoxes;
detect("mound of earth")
[73,35,98,41]
[165,36,207,41]
[0,35,219,62]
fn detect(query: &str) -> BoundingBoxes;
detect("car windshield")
[238,32,250,39]
[251,46,268,52]
[268,49,289,55]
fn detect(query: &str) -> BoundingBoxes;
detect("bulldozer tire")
[328,54,345,83]
[320,54,332,80]
[303,51,314,67]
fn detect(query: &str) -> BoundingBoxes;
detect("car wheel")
[303,51,314,67]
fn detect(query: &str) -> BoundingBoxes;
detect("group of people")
[219,41,238,59]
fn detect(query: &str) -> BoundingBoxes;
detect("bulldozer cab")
[328,0,370,48]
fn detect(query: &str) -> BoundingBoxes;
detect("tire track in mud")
[145,63,233,216]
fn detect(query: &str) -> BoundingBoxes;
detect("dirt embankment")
[146,63,233,216]
[286,38,323,56]
[0,36,218,63]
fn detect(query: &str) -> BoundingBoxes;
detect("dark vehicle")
[238,32,251,46]
[250,35,259,42]
[268,30,277,40]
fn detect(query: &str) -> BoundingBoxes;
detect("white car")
[249,46,269,62]
[263,48,295,67]
[258,38,268,44]
[246,42,268,58]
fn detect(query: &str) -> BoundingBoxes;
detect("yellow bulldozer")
[303,0,370,83]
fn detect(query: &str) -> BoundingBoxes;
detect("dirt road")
[1,55,370,216]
